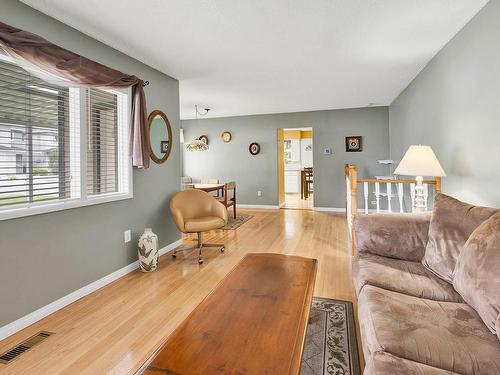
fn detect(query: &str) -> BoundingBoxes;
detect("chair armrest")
[212,200,229,224]
[354,213,431,261]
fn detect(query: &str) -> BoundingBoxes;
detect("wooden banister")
[435,177,442,193]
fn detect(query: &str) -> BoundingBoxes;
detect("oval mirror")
[147,110,172,164]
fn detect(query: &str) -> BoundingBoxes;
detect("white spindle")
[375,182,380,213]
[410,183,416,213]
[424,183,429,211]
[363,182,369,214]
[398,183,404,213]
[386,183,392,213]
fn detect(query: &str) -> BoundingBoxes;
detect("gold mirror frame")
[147,110,173,164]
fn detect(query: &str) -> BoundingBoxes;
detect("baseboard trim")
[0,238,183,341]
[313,207,346,212]
[237,204,280,209]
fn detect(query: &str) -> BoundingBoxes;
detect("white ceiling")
[21,0,488,120]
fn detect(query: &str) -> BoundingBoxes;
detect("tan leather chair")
[170,189,228,264]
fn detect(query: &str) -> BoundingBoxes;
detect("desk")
[137,253,317,375]
[193,183,225,194]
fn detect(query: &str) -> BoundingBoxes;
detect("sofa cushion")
[453,212,500,335]
[358,285,500,374]
[423,193,497,282]
[365,353,460,375]
[353,253,462,302]
[354,212,431,261]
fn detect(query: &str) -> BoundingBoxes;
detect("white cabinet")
[285,171,300,193]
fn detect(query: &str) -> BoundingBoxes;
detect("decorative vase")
[138,228,159,272]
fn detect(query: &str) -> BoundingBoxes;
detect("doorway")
[277,127,313,210]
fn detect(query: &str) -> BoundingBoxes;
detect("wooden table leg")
[300,170,305,200]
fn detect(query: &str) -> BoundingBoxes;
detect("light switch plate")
[323,147,332,155]
[124,230,131,243]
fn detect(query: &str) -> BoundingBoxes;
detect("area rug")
[221,214,253,230]
[301,297,360,375]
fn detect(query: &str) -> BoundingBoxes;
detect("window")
[0,55,132,220]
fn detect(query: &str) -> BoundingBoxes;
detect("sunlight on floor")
[283,193,313,210]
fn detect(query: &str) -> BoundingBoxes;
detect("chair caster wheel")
[198,259,204,264]
[221,247,225,252]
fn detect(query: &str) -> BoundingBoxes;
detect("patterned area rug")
[221,214,253,230]
[301,297,360,375]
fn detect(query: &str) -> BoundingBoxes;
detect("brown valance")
[0,21,149,169]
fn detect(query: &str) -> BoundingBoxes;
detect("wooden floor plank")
[0,209,359,374]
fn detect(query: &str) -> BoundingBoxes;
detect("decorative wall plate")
[221,131,232,143]
[249,142,261,155]
[198,135,209,145]
[345,136,363,152]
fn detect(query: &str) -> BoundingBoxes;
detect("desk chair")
[170,189,228,264]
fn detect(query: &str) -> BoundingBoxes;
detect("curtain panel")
[0,21,149,169]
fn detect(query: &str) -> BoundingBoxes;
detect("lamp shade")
[394,145,446,177]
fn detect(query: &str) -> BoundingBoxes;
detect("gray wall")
[389,0,500,207]
[182,107,389,208]
[0,1,180,326]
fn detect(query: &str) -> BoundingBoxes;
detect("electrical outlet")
[257,191,262,197]
[124,230,131,243]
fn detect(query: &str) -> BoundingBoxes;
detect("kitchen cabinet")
[285,171,300,193]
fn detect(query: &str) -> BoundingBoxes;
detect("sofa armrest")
[354,213,431,261]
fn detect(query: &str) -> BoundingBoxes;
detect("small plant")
[8,175,17,180]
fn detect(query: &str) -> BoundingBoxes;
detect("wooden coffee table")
[137,253,317,375]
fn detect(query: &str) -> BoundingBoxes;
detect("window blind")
[0,54,131,215]
[87,88,118,196]
[0,59,73,207]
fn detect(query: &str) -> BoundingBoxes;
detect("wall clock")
[249,142,261,155]
[221,131,232,143]
[345,136,363,152]
[198,135,209,145]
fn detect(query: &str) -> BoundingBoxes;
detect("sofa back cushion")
[354,213,431,262]
[453,212,500,335]
[423,194,497,282]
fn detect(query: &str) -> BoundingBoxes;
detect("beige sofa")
[353,194,500,374]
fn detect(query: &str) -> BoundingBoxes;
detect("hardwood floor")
[283,193,314,210]
[0,209,358,374]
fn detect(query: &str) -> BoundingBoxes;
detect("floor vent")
[0,331,54,364]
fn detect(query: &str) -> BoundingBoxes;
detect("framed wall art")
[345,136,362,152]
[249,142,261,155]
[198,135,209,145]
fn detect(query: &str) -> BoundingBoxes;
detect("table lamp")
[394,145,446,212]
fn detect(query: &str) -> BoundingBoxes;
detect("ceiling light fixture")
[186,105,211,151]
[186,139,209,152]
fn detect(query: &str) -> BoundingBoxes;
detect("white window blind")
[0,54,131,220]
[87,88,119,196]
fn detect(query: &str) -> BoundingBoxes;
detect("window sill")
[0,192,133,221]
